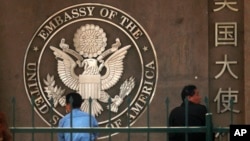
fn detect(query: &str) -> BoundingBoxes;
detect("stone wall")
[0,0,247,141]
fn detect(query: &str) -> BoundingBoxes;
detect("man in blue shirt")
[58,92,98,141]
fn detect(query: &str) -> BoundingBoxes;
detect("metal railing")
[9,97,230,141]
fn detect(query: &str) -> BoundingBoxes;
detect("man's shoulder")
[191,103,207,112]
[58,110,94,125]
[60,110,88,119]
[195,103,207,109]
[75,110,92,116]
[170,105,183,114]
[59,113,70,122]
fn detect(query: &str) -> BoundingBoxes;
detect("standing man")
[168,84,208,141]
[58,92,98,141]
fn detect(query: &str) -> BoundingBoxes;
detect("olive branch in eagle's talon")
[43,74,66,107]
[109,77,135,113]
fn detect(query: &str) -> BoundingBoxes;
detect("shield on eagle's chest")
[79,74,101,99]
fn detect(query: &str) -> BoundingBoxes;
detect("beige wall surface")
[244,0,250,124]
[0,0,247,141]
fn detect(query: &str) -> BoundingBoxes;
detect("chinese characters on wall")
[211,0,242,115]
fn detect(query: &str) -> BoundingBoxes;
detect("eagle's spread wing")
[50,46,79,90]
[101,45,131,90]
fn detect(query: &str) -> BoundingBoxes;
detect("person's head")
[65,92,83,113]
[181,84,201,104]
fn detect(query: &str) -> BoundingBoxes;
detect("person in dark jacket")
[169,84,207,141]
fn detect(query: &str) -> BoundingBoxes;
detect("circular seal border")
[23,3,158,138]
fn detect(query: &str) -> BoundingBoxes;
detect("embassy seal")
[23,3,158,138]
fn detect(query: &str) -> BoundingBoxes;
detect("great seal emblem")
[24,3,158,138]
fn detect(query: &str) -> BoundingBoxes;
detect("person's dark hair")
[181,85,197,101]
[66,92,83,108]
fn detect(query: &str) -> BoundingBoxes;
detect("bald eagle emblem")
[46,24,135,116]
